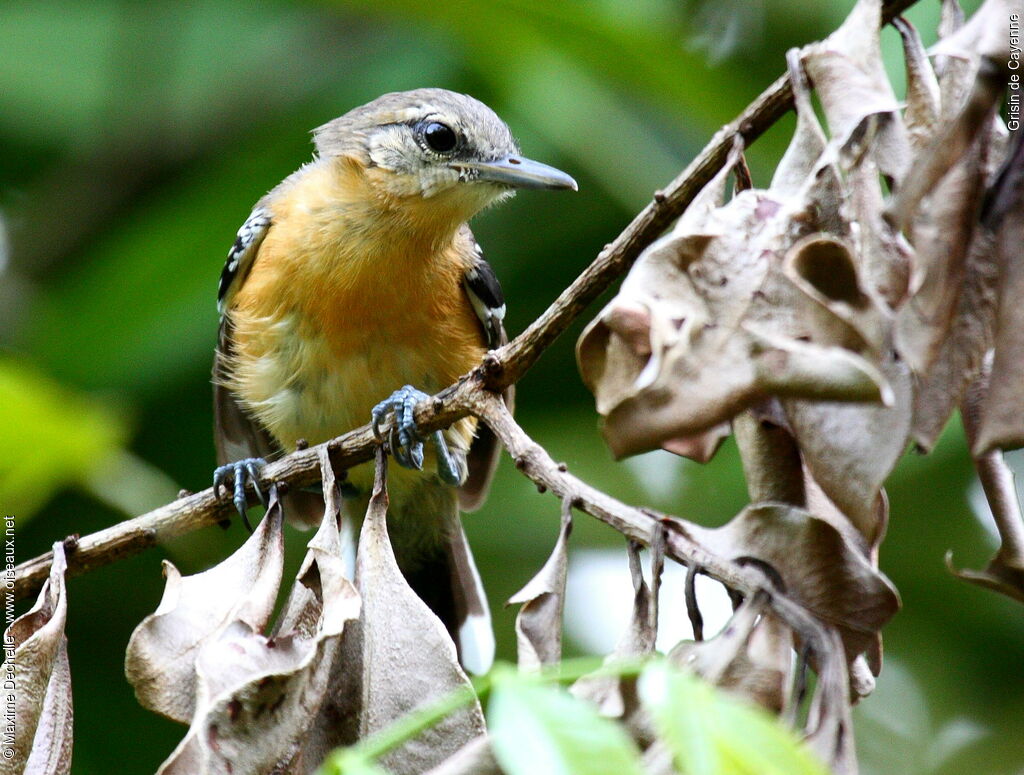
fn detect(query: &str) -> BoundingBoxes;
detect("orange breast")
[226,158,486,453]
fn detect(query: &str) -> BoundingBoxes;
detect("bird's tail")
[402,521,495,675]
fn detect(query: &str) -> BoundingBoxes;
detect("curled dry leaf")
[509,498,574,671]
[931,0,1017,111]
[125,491,285,723]
[578,135,891,458]
[683,504,899,664]
[895,17,941,151]
[890,67,1006,383]
[973,135,1024,455]
[157,449,360,775]
[892,134,988,374]
[771,50,829,199]
[910,227,998,451]
[571,535,663,726]
[803,628,858,775]
[946,372,1024,603]
[782,351,912,543]
[800,0,910,182]
[3,541,72,775]
[352,450,486,775]
[669,592,794,713]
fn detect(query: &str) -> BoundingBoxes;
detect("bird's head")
[313,88,577,223]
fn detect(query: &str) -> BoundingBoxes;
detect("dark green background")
[4,1,1022,773]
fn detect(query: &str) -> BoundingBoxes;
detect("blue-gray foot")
[371,385,464,485]
[212,457,267,531]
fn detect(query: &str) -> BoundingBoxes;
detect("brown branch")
[13,0,921,602]
[468,392,853,746]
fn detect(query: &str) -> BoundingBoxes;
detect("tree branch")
[13,0,920,602]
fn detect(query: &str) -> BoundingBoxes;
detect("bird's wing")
[213,205,281,468]
[217,206,272,314]
[459,237,515,511]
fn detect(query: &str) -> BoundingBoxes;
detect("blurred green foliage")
[3,0,1022,773]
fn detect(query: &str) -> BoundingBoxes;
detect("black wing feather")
[459,237,514,511]
[462,245,506,350]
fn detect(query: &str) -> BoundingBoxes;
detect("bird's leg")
[212,457,267,532]
[371,385,466,485]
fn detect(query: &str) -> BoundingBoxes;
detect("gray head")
[313,89,576,206]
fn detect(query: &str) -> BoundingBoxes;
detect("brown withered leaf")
[354,451,486,774]
[848,156,913,308]
[803,471,890,690]
[125,493,285,724]
[660,422,731,463]
[932,0,1016,113]
[910,228,998,451]
[3,541,72,775]
[783,351,912,542]
[509,499,574,671]
[894,17,941,151]
[803,629,858,775]
[771,49,829,198]
[158,449,361,775]
[578,150,890,458]
[800,0,911,182]
[887,54,1005,238]
[669,592,794,713]
[571,536,663,726]
[948,371,1024,603]
[892,137,987,374]
[973,136,1024,455]
[683,503,900,663]
[939,0,966,38]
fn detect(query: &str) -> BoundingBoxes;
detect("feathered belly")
[227,310,481,491]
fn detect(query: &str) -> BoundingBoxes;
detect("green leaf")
[639,662,829,775]
[0,357,128,519]
[487,671,644,775]
[316,750,391,775]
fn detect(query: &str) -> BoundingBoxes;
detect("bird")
[210,88,577,674]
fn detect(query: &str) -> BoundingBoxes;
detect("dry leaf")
[800,0,911,182]
[578,142,891,458]
[910,228,998,450]
[947,371,1024,603]
[782,351,912,542]
[157,450,361,775]
[3,541,72,775]
[931,0,1018,106]
[973,134,1024,455]
[803,629,858,775]
[683,504,899,663]
[352,451,486,774]
[894,17,941,151]
[771,49,829,198]
[669,592,794,713]
[660,423,731,463]
[509,499,574,671]
[125,493,285,723]
[572,536,663,725]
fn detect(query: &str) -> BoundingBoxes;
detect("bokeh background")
[5,0,1023,773]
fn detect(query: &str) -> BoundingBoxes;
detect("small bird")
[211,88,577,673]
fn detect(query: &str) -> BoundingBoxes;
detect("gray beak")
[456,156,578,191]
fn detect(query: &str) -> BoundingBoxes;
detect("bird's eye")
[423,122,458,153]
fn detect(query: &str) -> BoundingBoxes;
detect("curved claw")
[211,457,266,532]
[373,385,432,472]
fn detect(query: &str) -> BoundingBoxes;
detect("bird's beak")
[456,156,578,191]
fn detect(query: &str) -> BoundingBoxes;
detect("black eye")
[423,122,457,153]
